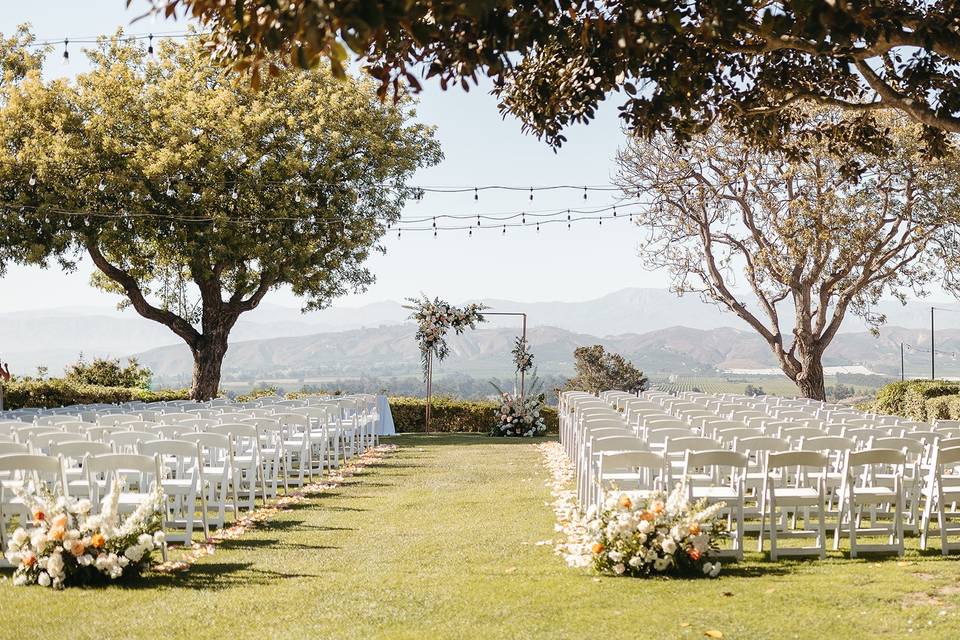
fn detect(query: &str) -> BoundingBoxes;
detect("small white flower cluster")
[538,446,727,582]
[492,390,547,437]
[4,482,165,589]
[585,483,727,578]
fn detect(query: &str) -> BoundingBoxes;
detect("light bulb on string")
[231,189,238,200]
[599,217,602,226]
[583,186,588,200]
[433,229,437,238]
[397,229,401,240]
[567,209,571,221]
[522,212,526,224]
[147,34,154,57]
[613,206,617,217]
[98,178,106,192]
[476,214,480,227]
[502,225,506,234]
[166,181,175,197]
[62,39,69,64]
[468,228,472,238]
[536,222,540,233]
[28,174,36,187]
[474,187,479,201]
[432,216,436,228]
[529,187,534,201]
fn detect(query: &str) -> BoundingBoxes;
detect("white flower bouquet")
[489,371,548,437]
[4,482,165,589]
[587,482,726,578]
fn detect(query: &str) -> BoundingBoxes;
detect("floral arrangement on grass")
[4,482,165,589]
[512,336,534,373]
[586,482,726,578]
[404,295,486,378]
[490,370,548,437]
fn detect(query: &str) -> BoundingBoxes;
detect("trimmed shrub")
[902,382,960,421]
[926,395,955,421]
[389,396,558,434]
[870,379,960,420]
[1,379,190,410]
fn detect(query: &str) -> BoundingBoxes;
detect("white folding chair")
[834,448,905,557]
[683,449,748,560]
[759,451,828,559]
[140,439,207,544]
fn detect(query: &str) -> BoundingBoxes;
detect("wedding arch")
[405,295,530,429]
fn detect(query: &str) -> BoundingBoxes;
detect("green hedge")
[0,379,191,410]
[869,379,960,420]
[388,396,558,434]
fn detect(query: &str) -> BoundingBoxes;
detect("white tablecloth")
[376,394,396,435]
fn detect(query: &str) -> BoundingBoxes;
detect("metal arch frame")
[423,311,528,431]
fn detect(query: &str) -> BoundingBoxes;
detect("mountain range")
[3,288,959,380]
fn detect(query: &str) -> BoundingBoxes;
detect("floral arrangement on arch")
[4,482,166,589]
[404,295,486,378]
[584,482,726,578]
[512,336,534,373]
[490,370,548,437]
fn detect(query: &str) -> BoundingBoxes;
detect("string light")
[529,187,534,201]
[474,187,478,201]
[62,39,69,64]
[583,186,588,200]
[147,34,154,57]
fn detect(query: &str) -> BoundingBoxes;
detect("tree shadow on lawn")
[133,562,324,591]
[216,537,341,552]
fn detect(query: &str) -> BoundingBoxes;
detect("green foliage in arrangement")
[64,355,152,390]
[389,396,558,434]
[0,378,190,410]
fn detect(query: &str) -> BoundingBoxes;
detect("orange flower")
[91,533,105,549]
[618,495,633,509]
[592,542,605,554]
[51,513,68,529]
[22,552,36,567]
[48,526,66,542]
[70,542,85,557]
[639,510,655,521]
[32,509,45,524]
[688,548,701,561]
[651,500,665,515]
[689,523,701,535]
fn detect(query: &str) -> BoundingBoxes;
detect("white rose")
[37,572,51,587]
[613,563,626,575]
[47,552,64,577]
[153,531,166,544]
[31,531,48,549]
[644,549,658,563]
[628,555,643,568]
[124,545,145,562]
[654,557,671,571]
[75,499,92,514]
[709,562,721,578]
[637,520,651,534]
[702,562,714,576]
[608,551,623,563]
[138,533,155,549]
[11,528,28,546]
[662,539,677,555]
[77,554,93,567]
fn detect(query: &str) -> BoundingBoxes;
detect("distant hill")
[129,322,958,383]
[4,287,960,377]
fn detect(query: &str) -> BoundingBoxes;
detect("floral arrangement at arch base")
[490,369,548,437]
[4,482,165,589]
[584,481,726,578]
[404,295,486,379]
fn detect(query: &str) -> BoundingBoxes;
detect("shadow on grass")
[217,537,341,552]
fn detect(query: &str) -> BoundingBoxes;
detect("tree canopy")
[616,107,960,399]
[0,33,441,398]
[143,0,960,151]
[563,345,648,395]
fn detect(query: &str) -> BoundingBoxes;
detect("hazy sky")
[0,0,672,314]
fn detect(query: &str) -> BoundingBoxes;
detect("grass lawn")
[3,433,960,638]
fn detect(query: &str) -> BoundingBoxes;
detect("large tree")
[616,108,960,400]
[0,33,440,399]
[141,1,960,151]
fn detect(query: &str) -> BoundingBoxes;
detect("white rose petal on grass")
[709,562,722,578]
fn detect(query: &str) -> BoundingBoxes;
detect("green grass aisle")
[4,434,960,639]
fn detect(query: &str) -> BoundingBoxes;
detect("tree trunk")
[190,333,230,400]
[794,353,826,401]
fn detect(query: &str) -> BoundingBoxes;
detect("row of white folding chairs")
[564,390,960,556]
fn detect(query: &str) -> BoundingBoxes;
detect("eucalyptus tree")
[143,0,960,152]
[616,108,960,400]
[0,34,441,399]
